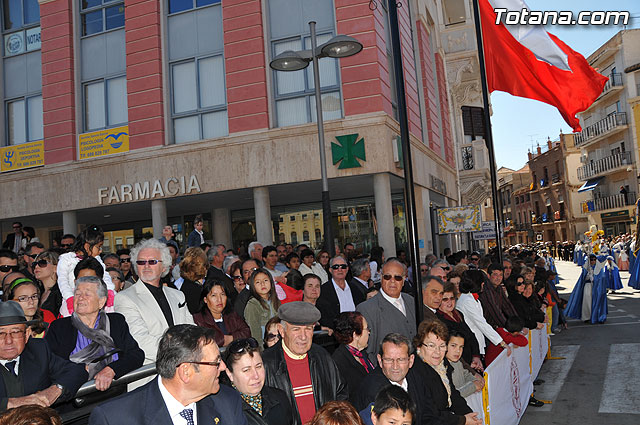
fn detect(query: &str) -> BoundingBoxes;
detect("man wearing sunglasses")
[357,259,416,367]
[90,324,247,425]
[1,222,23,253]
[0,250,19,294]
[316,256,365,329]
[114,239,194,387]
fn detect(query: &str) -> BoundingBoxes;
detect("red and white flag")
[480,0,608,131]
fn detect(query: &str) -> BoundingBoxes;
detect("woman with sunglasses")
[229,262,246,293]
[57,225,115,317]
[244,269,281,347]
[193,279,251,347]
[3,276,54,337]
[436,282,483,371]
[223,338,293,425]
[262,316,281,349]
[34,250,62,317]
[46,276,144,391]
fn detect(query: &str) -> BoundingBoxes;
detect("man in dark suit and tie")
[89,324,247,425]
[316,256,366,329]
[0,301,87,411]
[349,257,371,299]
[422,275,445,322]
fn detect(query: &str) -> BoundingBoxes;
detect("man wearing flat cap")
[262,301,347,425]
[0,301,87,411]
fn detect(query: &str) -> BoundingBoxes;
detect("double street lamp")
[270,21,362,256]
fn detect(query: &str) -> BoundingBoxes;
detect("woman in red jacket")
[193,279,251,347]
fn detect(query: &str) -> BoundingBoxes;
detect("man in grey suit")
[357,259,416,366]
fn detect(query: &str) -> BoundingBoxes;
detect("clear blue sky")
[491,0,640,170]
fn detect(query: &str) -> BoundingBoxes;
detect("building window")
[168,2,227,143]
[290,231,298,245]
[303,230,309,241]
[289,215,296,222]
[443,0,466,25]
[81,0,124,36]
[84,76,127,131]
[169,0,220,14]
[3,0,38,30]
[462,106,485,143]
[315,228,321,242]
[6,95,41,144]
[268,0,341,127]
[171,55,227,142]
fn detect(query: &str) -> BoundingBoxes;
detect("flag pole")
[472,0,503,262]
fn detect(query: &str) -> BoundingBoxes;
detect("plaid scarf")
[346,344,374,373]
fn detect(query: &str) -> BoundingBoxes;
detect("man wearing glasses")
[357,259,416,366]
[115,239,193,382]
[316,256,365,329]
[0,250,19,294]
[2,222,23,253]
[90,324,247,425]
[354,333,438,424]
[0,301,87,412]
[59,234,76,253]
[20,242,44,281]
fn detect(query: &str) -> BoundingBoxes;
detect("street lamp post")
[270,21,362,257]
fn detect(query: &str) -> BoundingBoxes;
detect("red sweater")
[284,351,315,424]
[484,327,528,366]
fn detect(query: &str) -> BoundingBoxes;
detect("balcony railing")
[574,112,627,147]
[600,72,622,96]
[551,173,562,184]
[581,192,636,213]
[577,151,632,180]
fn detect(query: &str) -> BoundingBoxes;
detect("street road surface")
[520,260,640,424]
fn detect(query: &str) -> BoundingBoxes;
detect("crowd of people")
[0,220,573,425]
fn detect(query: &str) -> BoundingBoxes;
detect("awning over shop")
[578,177,604,192]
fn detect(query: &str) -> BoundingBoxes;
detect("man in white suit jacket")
[115,239,194,365]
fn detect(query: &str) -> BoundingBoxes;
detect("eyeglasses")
[34,259,51,268]
[228,337,259,354]
[120,258,131,263]
[16,294,39,303]
[0,265,19,273]
[441,296,455,302]
[381,357,409,365]
[421,342,447,352]
[330,264,348,270]
[470,257,479,262]
[136,259,160,265]
[0,330,26,340]
[26,254,38,260]
[181,360,222,368]
[61,243,73,248]
[232,275,243,281]
[265,333,280,342]
[243,267,258,275]
[382,274,404,282]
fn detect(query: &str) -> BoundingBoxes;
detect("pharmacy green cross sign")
[331,134,366,169]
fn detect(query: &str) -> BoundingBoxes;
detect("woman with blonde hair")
[179,247,209,314]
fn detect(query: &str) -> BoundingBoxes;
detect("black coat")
[45,312,144,379]
[262,341,348,425]
[240,385,293,425]
[331,344,371,403]
[436,310,481,365]
[316,279,365,328]
[0,338,88,411]
[354,366,441,425]
[508,291,545,329]
[413,359,472,425]
[180,278,203,314]
[89,377,247,425]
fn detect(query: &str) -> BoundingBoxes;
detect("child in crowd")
[360,385,415,425]
[445,330,484,398]
[484,316,529,366]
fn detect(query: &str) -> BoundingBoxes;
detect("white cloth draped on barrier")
[464,328,549,425]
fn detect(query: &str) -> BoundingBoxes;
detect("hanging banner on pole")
[437,206,481,234]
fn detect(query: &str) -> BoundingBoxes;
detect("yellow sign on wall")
[1,140,44,172]
[78,125,129,160]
